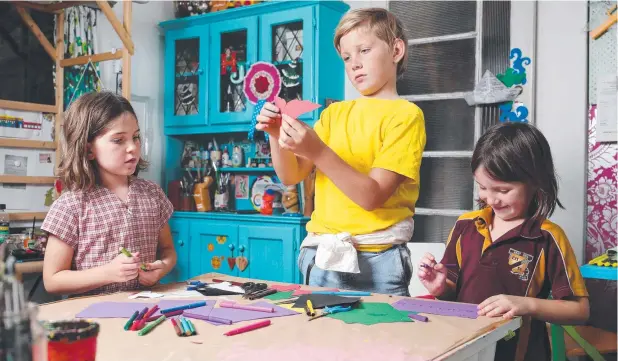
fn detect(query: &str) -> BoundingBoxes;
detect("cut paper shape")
[128,291,164,299]
[292,288,339,296]
[236,256,249,272]
[270,284,302,292]
[274,96,321,119]
[499,101,529,123]
[76,302,154,318]
[464,70,522,106]
[292,294,361,309]
[197,301,300,325]
[327,302,412,325]
[391,298,479,319]
[263,291,294,301]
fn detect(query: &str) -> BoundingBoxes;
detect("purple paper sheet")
[185,301,300,325]
[75,302,155,318]
[391,298,479,319]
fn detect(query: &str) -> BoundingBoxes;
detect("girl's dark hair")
[58,91,148,191]
[471,122,563,222]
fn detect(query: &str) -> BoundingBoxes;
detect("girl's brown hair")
[471,122,564,222]
[58,91,148,191]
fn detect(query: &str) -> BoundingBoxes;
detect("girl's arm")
[43,235,141,295]
[526,296,589,324]
[478,295,590,324]
[137,223,177,287]
[155,223,177,274]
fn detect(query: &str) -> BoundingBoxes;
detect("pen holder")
[180,195,194,212]
[45,320,99,361]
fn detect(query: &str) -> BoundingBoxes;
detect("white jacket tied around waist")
[300,217,414,273]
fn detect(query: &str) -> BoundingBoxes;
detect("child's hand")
[478,294,533,319]
[417,253,448,296]
[106,252,141,283]
[279,114,326,160]
[256,102,281,139]
[138,260,166,287]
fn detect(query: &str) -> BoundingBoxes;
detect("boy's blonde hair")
[334,8,408,77]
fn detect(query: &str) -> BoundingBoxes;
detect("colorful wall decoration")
[498,48,531,123]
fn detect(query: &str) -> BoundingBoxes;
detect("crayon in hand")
[119,247,148,271]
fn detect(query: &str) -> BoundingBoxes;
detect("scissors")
[241,282,267,298]
[308,305,352,321]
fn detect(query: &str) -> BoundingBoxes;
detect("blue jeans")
[297,244,413,296]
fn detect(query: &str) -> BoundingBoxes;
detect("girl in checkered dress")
[42,92,177,296]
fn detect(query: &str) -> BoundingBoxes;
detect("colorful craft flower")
[243,61,281,104]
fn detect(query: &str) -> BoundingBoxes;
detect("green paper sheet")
[327,302,413,325]
[264,291,294,301]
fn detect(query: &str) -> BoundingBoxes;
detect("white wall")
[97,2,175,185]
[535,1,588,263]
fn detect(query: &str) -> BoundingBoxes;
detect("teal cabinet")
[189,220,239,278]
[160,1,349,135]
[209,17,259,125]
[238,225,297,282]
[161,213,308,284]
[164,26,209,128]
[259,7,316,122]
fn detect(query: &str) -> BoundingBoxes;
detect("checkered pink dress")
[41,178,174,295]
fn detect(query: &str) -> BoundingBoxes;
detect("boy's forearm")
[45,266,110,295]
[526,297,589,325]
[269,136,309,185]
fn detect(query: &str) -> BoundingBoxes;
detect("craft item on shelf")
[214,173,231,210]
[260,189,275,215]
[231,146,244,167]
[221,148,232,167]
[282,185,300,213]
[193,176,214,212]
[250,175,285,211]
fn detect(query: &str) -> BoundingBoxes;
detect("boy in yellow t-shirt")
[256,8,426,295]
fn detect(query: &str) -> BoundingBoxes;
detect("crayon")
[138,315,166,336]
[224,320,271,336]
[170,318,182,336]
[124,310,139,331]
[160,301,206,314]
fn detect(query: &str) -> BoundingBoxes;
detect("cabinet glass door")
[165,26,208,127]
[260,8,315,121]
[209,18,258,124]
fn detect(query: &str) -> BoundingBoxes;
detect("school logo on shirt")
[508,248,534,281]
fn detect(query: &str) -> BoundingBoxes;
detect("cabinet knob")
[197,68,204,75]
[229,244,235,251]
[178,240,184,247]
[239,245,245,252]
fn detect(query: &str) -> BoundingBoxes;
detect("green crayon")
[138,315,166,336]
[119,247,148,271]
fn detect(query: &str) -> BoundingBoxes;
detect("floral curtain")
[55,6,100,110]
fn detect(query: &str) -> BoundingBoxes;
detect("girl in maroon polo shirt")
[42,92,177,296]
[418,123,589,361]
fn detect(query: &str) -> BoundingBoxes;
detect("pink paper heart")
[274,96,321,119]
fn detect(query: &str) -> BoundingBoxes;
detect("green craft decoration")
[44,188,54,207]
[497,68,527,88]
[327,302,412,325]
[264,291,294,301]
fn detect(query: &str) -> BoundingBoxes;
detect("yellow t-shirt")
[306,98,426,235]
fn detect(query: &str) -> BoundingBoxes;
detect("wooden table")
[36,273,520,361]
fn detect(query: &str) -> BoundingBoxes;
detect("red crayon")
[224,320,271,336]
[136,305,160,329]
[170,318,182,336]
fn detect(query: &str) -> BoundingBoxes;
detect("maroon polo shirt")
[440,208,588,361]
